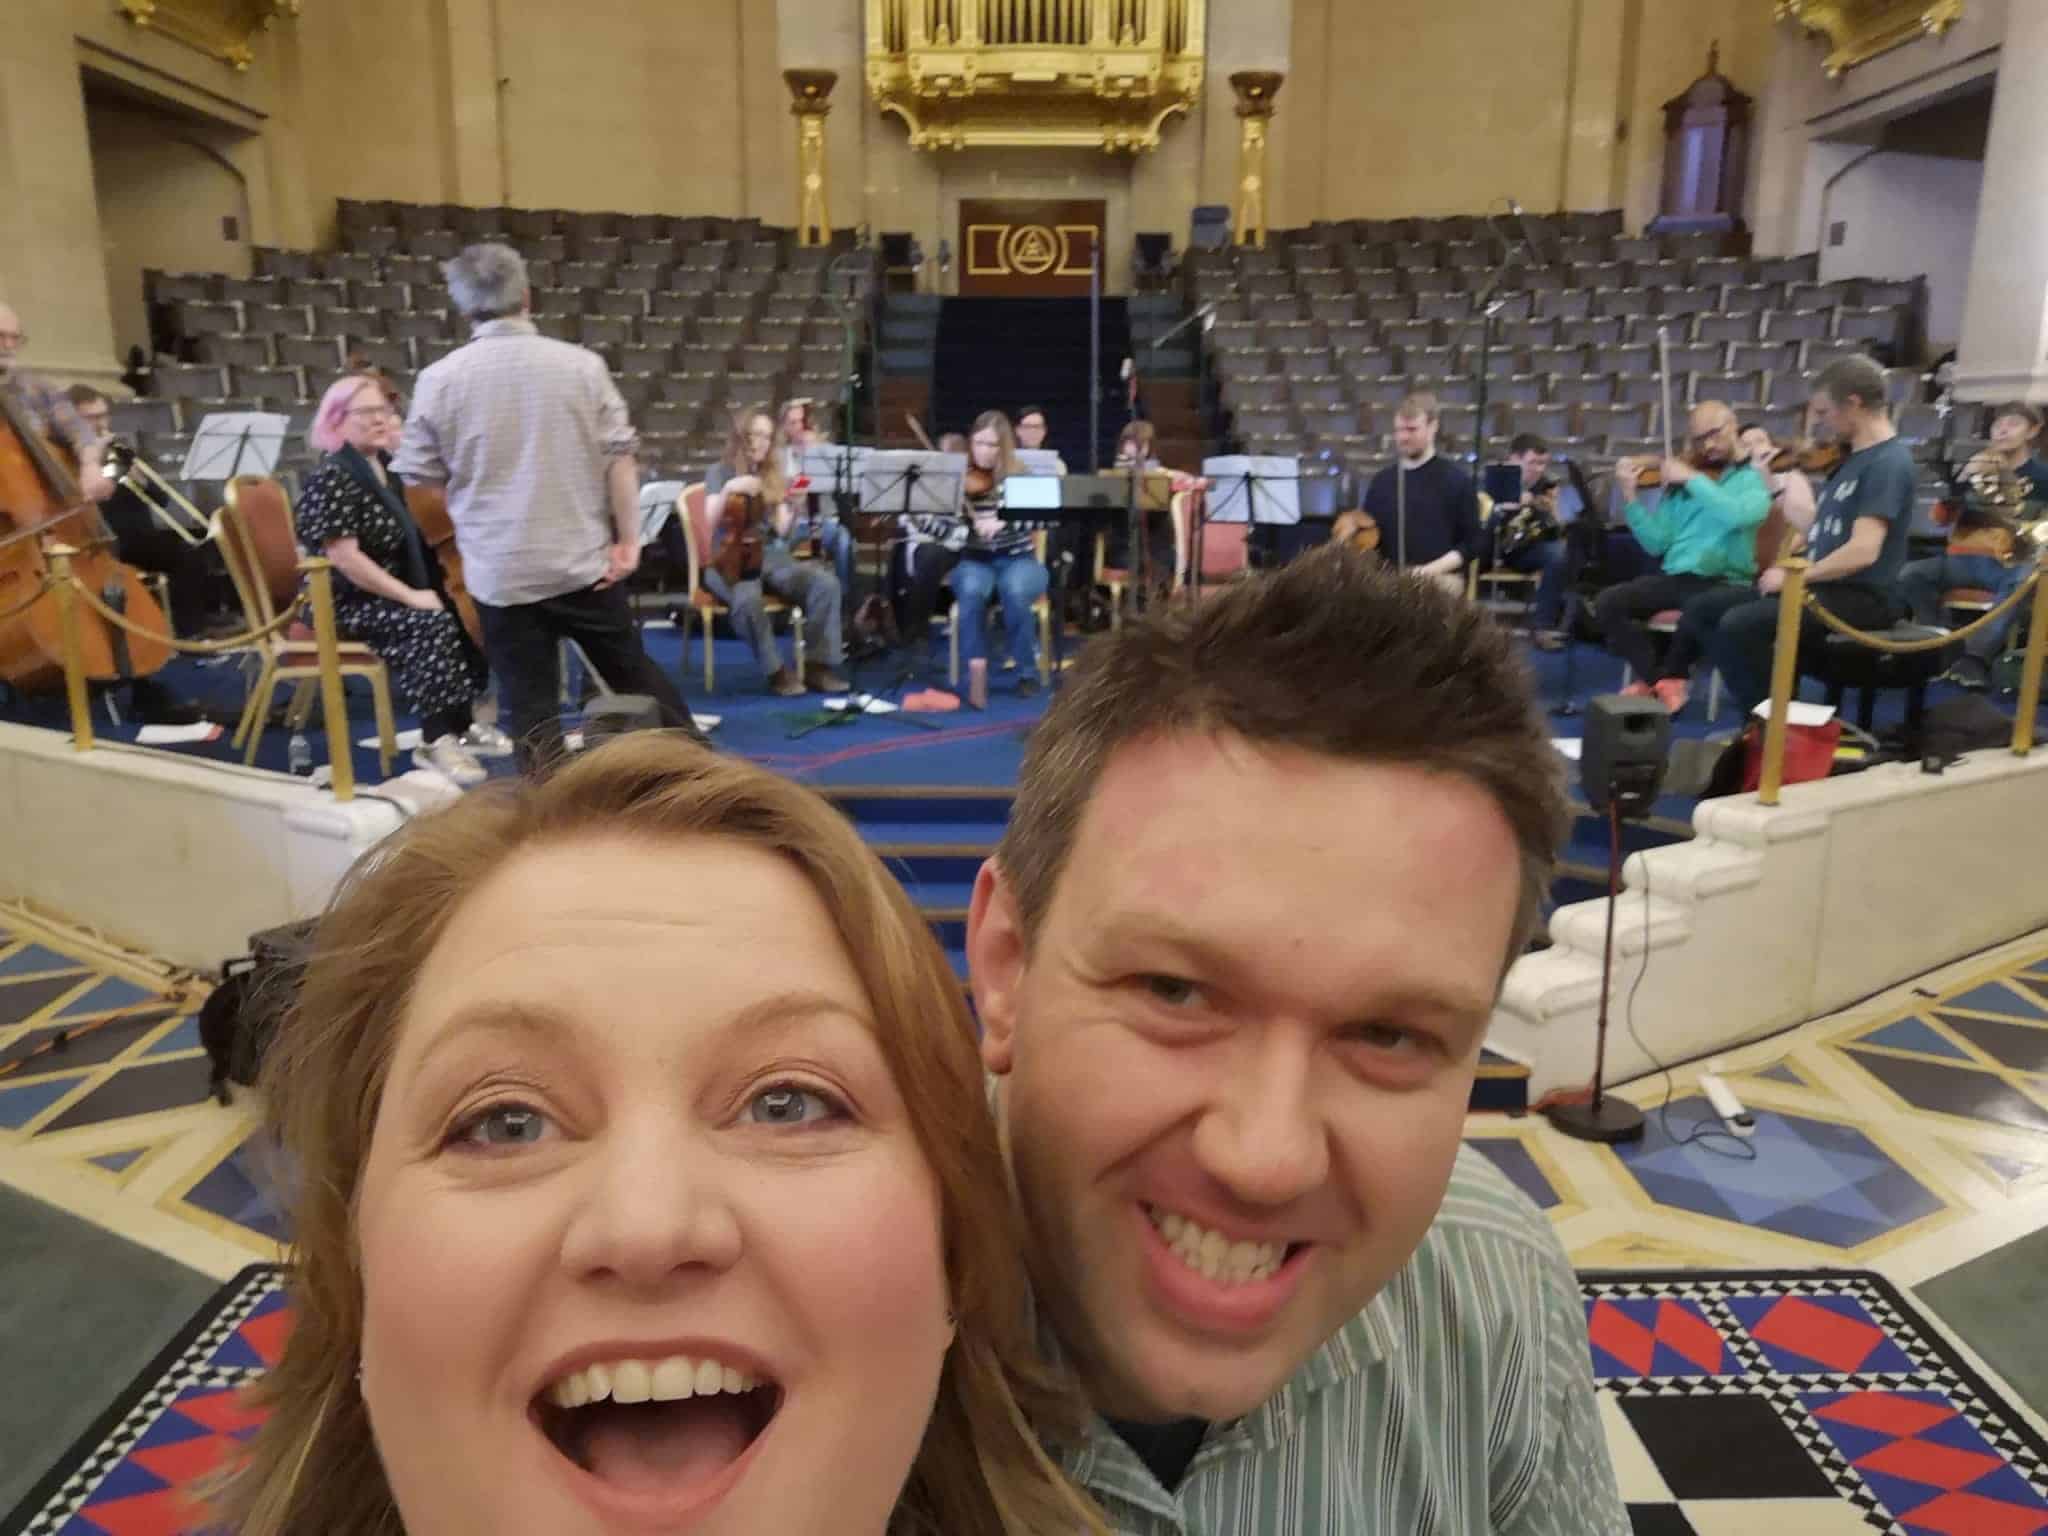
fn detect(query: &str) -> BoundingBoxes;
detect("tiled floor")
[3,907,2047,1437]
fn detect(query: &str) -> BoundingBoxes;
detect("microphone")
[1120,357,1133,382]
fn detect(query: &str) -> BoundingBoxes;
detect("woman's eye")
[1141,974,1204,1008]
[451,1103,553,1150]
[745,1083,845,1127]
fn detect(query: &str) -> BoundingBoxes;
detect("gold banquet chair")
[946,529,1055,687]
[677,483,805,694]
[1095,489,1192,629]
[216,475,397,774]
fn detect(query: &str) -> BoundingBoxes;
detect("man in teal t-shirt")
[1593,400,1769,713]
[1705,354,1914,714]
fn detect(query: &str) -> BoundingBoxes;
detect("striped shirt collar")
[1055,1278,1405,1504]
[470,316,538,339]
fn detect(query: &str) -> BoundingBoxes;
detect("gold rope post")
[1757,557,1810,807]
[45,545,95,753]
[1229,72,1282,249]
[301,557,355,802]
[2013,564,2048,755]
[784,70,837,249]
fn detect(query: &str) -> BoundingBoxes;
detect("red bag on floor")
[1739,717,1843,792]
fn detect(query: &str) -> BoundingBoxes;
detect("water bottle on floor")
[287,731,312,776]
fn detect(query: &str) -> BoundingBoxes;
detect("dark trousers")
[1593,572,1727,682]
[1708,584,1904,715]
[109,510,219,636]
[897,541,960,645]
[476,582,701,776]
[1663,585,1756,682]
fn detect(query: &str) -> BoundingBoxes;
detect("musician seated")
[704,407,849,697]
[1702,356,1916,716]
[1595,402,1768,713]
[1483,433,1579,649]
[1361,393,1483,594]
[903,411,1048,696]
[1106,419,1184,596]
[1899,401,2047,688]
[778,396,856,600]
[297,373,495,784]
[0,300,198,725]
[66,386,226,640]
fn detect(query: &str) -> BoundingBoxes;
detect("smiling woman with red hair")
[207,734,1106,1536]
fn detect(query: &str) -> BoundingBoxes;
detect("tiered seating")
[1190,212,1938,491]
[134,200,878,488]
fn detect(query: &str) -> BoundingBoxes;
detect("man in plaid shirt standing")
[395,245,706,774]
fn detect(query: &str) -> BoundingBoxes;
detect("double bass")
[0,386,173,692]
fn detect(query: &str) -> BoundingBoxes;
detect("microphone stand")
[1467,219,1520,479]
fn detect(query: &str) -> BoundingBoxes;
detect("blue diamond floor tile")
[52,975,160,1019]
[1614,1097,1945,1248]
[0,1072,88,1130]
[0,944,85,979]
[1857,1017,1973,1062]
[1944,980,2048,1020]
[142,1015,203,1057]
[89,1146,147,1174]
[1467,1136,1561,1210]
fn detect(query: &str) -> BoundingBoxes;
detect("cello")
[0,386,173,692]
[403,482,484,647]
[344,361,484,649]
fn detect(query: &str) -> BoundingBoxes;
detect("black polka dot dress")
[294,451,486,720]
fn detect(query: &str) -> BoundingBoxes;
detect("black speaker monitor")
[1581,694,1669,820]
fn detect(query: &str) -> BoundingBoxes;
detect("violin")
[964,464,997,500]
[1767,439,1849,477]
[712,491,768,586]
[1330,509,1381,552]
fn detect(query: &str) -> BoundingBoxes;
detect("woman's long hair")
[207,736,1104,1536]
[721,404,787,504]
[968,411,1020,482]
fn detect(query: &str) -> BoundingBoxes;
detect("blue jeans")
[949,553,1047,673]
[1504,538,1569,629]
[1901,552,2022,661]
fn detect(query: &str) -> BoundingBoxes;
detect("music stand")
[796,441,868,591]
[182,412,290,482]
[854,450,965,694]
[1014,448,1065,477]
[1199,455,1301,598]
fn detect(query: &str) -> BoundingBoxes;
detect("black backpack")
[197,919,317,1105]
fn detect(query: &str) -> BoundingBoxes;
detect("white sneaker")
[460,721,514,757]
[414,734,487,787]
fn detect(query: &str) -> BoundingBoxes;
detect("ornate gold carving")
[1776,0,1965,78]
[784,69,838,249]
[117,0,301,72]
[866,0,1205,152]
[1230,71,1281,250]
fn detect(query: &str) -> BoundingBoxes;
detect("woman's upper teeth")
[548,1354,761,1409]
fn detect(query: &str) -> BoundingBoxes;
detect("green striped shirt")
[1060,1146,1629,1535]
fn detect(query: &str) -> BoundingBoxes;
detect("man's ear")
[966,856,1027,1075]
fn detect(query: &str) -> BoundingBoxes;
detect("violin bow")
[1657,324,1675,468]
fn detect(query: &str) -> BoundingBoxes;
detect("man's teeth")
[1146,1205,1287,1285]
[548,1355,760,1409]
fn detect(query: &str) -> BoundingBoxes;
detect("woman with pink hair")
[293,372,501,785]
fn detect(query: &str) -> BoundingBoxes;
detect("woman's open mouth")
[531,1352,782,1507]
